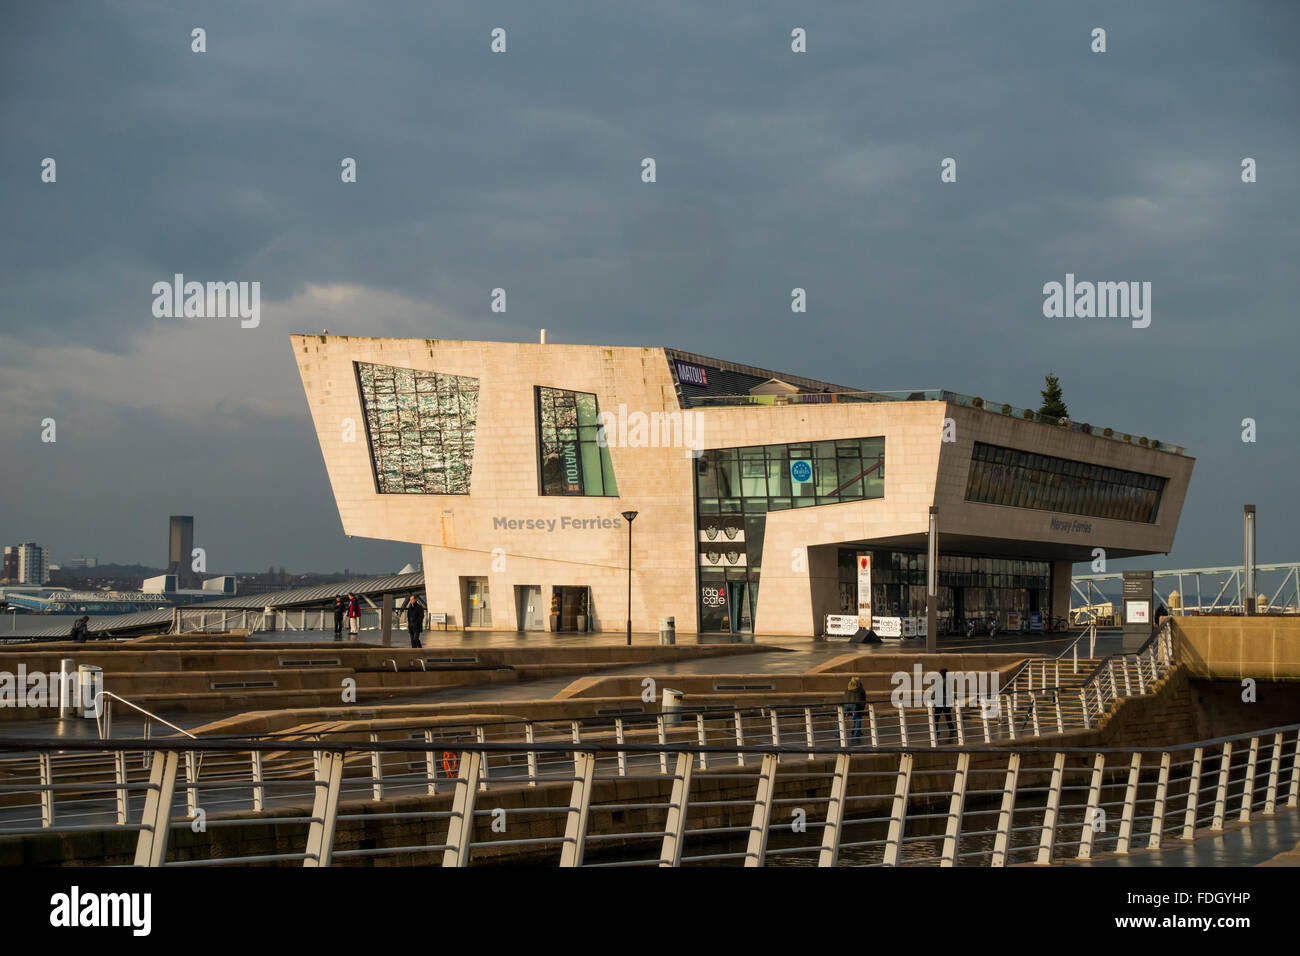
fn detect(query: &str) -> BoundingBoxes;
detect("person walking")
[332,596,345,641]
[935,667,956,740]
[346,593,360,641]
[407,596,425,649]
[845,676,866,741]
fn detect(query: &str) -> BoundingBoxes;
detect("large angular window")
[356,362,479,494]
[964,442,1165,523]
[536,386,619,496]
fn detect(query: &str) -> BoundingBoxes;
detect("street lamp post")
[621,511,639,646]
[926,506,938,653]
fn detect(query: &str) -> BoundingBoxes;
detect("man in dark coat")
[332,596,345,641]
[407,597,425,649]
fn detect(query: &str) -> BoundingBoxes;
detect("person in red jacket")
[347,593,360,640]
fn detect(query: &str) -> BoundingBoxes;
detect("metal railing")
[682,388,1186,456]
[0,721,1294,867]
[0,627,1183,842]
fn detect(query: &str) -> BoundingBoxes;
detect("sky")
[1,1,1297,576]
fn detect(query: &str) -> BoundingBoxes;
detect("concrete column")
[381,593,394,645]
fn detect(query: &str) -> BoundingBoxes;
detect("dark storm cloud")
[1,1,1297,572]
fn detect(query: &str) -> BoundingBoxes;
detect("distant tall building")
[4,543,49,585]
[1,548,18,583]
[167,516,196,589]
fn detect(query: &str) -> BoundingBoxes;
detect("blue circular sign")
[791,460,812,483]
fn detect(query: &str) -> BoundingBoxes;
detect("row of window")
[696,438,885,511]
[965,442,1165,524]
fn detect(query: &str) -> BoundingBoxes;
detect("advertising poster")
[857,554,872,628]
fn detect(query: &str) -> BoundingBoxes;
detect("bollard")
[658,617,676,645]
[662,688,684,727]
[58,659,77,718]
[76,665,103,719]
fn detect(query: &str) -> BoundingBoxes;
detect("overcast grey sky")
[2,2,1297,575]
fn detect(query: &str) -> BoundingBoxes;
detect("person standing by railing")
[935,668,956,740]
[347,593,360,641]
[332,596,345,641]
[845,676,866,740]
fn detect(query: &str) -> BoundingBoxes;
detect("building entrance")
[464,577,492,627]
[517,585,544,631]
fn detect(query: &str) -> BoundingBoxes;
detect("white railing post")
[441,750,483,868]
[369,733,384,802]
[302,750,344,868]
[818,752,852,868]
[250,750,265,811]
[616,717,628,777]
[38,752,54,828]
[476,725,489,790]
[135,750,180,867]
[1212,742,1233,830]
[1148,752,1171,849]
[660,751,693,868]
[559,751,597,868]
[1077,753,1106,860]
[941,752,971,867]
[926,705,938,748]
[185,751,200,818]
[524,724,538,787]
[1116,753,1142,854]
[1183,746,1205,840]
[882,753,914,867]
[114,751,129,825]
[1121,658,1132,696]
[734,710,746,767]
[657,715,668,775]
[1264,731,1283,814]
[743,753,780,867]
[836,707,847,749]
[1036,751,1066,865]
[1079,688,1090,729]
[898,708,909,748]
[694,714,707,771]
[990,753,1021,867]
[868,704,878,747]
[803,707,814,760]
[1239,737,1260,823]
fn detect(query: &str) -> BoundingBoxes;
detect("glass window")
[964,442,1165,524]
[357,362,479,495]
[536,386,619,496]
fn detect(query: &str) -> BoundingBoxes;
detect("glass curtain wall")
[696,437,885,632]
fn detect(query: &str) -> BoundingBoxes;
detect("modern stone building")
[291,335,1194,637]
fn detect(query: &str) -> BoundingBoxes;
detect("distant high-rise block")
[167,516,196,589]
